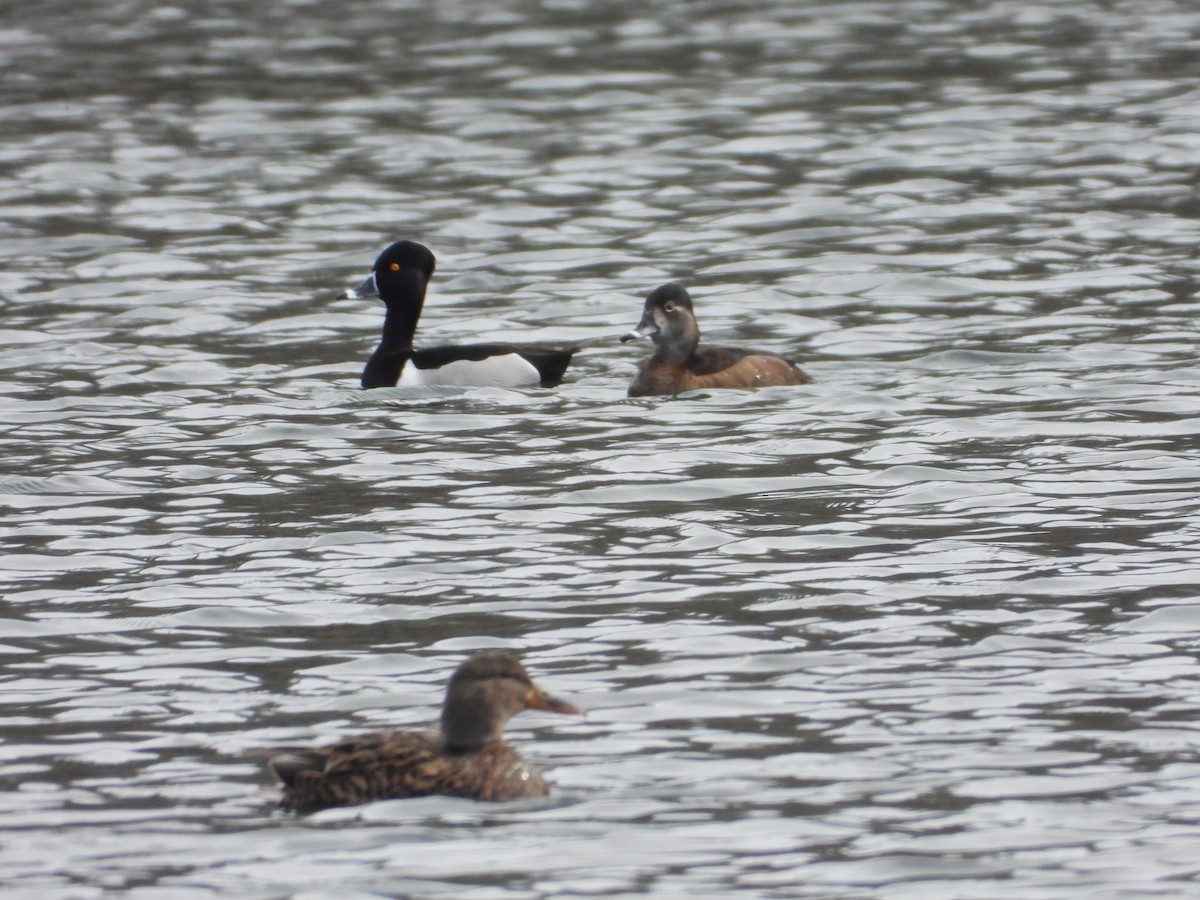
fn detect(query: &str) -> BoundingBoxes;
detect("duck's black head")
[343,241,437,307]
[373,241,436,285]
[621,282,700,362]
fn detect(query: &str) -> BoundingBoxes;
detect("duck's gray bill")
[339,272,379,301]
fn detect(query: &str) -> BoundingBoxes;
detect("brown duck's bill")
[526,689,581,715]
[621,314,658,343]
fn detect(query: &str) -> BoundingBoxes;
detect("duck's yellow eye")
[389,262,401,272]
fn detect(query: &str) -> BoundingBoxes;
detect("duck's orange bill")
[526,689,581,715]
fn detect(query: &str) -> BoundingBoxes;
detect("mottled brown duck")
[622,282,811,397]
[269,650,579,812]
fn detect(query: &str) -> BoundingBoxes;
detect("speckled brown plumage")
[622,282,811,397]
[268,651,579,813]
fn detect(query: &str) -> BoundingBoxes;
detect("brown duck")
[269,650,579,812]
[622,282,811,397]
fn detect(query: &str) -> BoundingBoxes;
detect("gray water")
[4,0,1200,896]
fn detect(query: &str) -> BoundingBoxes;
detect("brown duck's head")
[621,282,700,363]
[440,650,580,751]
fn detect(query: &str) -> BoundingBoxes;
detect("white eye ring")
[663,302,675,312]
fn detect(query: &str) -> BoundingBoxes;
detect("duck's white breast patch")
[397,353,541,388]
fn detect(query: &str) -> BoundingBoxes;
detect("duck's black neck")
[361,342,409,388]
[361,282,425,389]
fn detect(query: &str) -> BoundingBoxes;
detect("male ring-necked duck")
[621,282,811,397]
[344,241,579,389]
[268,650,580,812]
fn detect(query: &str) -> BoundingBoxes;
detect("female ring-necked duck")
[621,282,812,397]
[268,650,580,812]
[344,241,579,389]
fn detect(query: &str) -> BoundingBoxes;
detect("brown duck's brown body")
[271,731,548,812]
[629,346,811,397]
[623,282,811,397]
[267,650,578,813]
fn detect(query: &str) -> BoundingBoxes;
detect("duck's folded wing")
[689,346,811,386]
[411,343,576,385]
[271,732,445,810]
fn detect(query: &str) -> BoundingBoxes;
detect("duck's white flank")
[397,353,541,387]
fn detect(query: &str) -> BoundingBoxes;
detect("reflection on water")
[4,0,1200,896]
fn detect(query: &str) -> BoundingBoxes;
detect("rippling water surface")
[4,0,1200,896]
